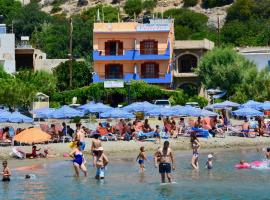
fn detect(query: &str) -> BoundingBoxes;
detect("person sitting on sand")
[2,160,11,182]
[136,146,147,173]
[26,145,41,158]
[94,147,109,179]
[143,119,152,133]
[2,127,11,143]
[242,120,256,137]
[69,141,87,177]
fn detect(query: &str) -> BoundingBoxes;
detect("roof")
[94,19,173,33]
[236,47,270,54]
[174,39,214,50]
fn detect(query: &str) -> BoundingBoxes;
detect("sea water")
[1,149,270,200]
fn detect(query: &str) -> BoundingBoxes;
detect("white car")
[154,100,171,107]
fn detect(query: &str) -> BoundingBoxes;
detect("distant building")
[236,47,270,71]
[173,39,214,94]
[0,24,16,73]
[92,19,174,86]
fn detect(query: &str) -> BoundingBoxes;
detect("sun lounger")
[138,131,155,140]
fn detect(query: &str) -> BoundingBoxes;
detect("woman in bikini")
[154,141,175,183]
[191,132,200,170]
[69,141,87,177]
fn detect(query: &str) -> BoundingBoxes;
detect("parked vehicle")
[154,100,171,107]
[185,102,199,108]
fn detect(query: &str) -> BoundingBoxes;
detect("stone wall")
[34,59,68,72]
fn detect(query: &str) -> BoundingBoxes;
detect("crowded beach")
[2,100,270,182]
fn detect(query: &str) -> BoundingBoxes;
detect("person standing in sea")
[75,123,86,151]
[190,132,200,170]
[154,141,175,183]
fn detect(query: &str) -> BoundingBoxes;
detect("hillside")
[37,0,231,28]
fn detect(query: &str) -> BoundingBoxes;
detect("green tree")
[12,2,51,39]
[124,0,143,17]
[15,70,57,96]
[163,8,209,40]
[0,0,22,24]
[53,61,92,91]
[183,0,198,7]
[143,0,157,13]
[226,0,256,22]
[202,0,233,8]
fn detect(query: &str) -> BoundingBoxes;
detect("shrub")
[183,0,198,7]
[202,0,233,8]
[124,0,143,17]
[143,0,157,13]
[51,5,62,14]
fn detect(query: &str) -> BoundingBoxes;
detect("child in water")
[2,160,11,182]
[136,146,147,173]
[94,147,109,179]
[205,154,213,170]
[265,148,270,159]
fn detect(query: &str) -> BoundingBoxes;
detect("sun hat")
[208,154,213,159]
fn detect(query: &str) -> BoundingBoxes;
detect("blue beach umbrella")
[81,103,112,113]
[100,109,135,119]
[200,109,218,117]
[0,111,11,122]
[213,100,240,109]
[183,106,202,117]
[240,100,262,110]
[33,108,56,119]
[123,101,158,113]
[78,102,95,110]
[146,107,176,116]
[49,105,84,119]
[232,108,263,117]
[260,101,270,111]
[9,112,33,123]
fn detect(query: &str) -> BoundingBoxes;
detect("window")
[178,54,198,73]
[140,40,158,55]
[141,62,159,78]
[105,41,123,55]
[105,64,123,79]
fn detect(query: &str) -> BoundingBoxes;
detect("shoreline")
[3,136,270,169]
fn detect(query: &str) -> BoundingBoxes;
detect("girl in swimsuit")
[191,132,200,170]
[2,160,11,182]
[94,147,109,179]
[69,141,87,177]
[136,146,147,173]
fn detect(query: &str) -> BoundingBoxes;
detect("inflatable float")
[235,161,269,169]
[235,163,250,169]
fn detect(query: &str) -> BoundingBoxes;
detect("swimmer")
[136,146,147,173]
[205,154,213,170]
[2,160,11,182]
[69,141,88,177]
[94,147,109,180]
[239,160,249,165]
[265,148,270,159]
[191,132,200,170]
[154,141,175,183]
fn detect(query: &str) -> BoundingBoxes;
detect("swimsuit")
[80,142,86,151]
[96,167,105,178]
[73,153,83,166]
[2,177,10,182]
[138,159,144,165]
[159,163,171,174]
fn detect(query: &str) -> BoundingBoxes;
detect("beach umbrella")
[14,128,51,144]
[49,105,84,119]
[123,101,158,113]
[232,108,263,117]
[0,110,11,122]
[32,108,56,119]
[9,112,33,123]
[260,101,270,111]
[213,100,240,109]
[146,107,176,116]
[78,102,95,110]
[240,100,262,110]
[182,106,202,117]
[200,109,218,117]
[100,109,135,119]
[80,103,112,113]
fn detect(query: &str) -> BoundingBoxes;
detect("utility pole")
[217,13,222,47]
[69,17,73,88]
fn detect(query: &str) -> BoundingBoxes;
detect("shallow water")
[1,149,270,200]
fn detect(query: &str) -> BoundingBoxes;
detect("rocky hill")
[35,0,232,28]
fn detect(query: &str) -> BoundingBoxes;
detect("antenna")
[97,9,101,22]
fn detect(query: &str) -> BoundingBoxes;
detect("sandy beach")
[2,136,270,169]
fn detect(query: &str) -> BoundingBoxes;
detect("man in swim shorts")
[76,123,86,151]
[154,141,175,183]
[2,160,11,182]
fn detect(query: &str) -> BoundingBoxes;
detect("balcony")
[173,70,198,78]
[93,72,172,84]
[93,42,171,61]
